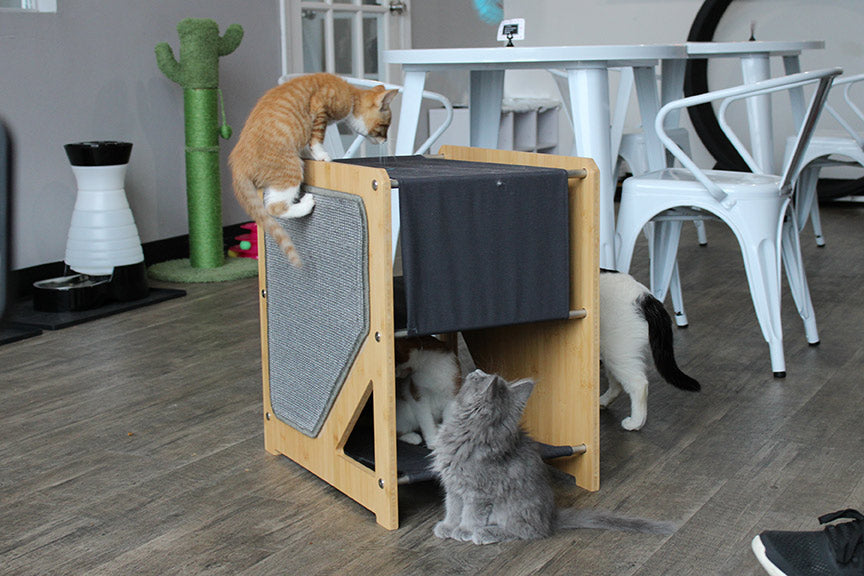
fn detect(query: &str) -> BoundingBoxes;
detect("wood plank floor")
[2,203,864,575]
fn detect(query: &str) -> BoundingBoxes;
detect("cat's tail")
[638,293,700,392]
[556,508,677,534]
[232,174,303,267]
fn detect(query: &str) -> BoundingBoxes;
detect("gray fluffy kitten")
[431,369,676,545]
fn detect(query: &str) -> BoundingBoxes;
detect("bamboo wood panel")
[440,146,600,491]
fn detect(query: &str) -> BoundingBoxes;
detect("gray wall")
[3,1,281,270]
[410,0,498,106]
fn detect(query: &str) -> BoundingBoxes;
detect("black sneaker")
[751,509,864,575]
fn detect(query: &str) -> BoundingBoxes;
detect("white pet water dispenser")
[33,141,149,312]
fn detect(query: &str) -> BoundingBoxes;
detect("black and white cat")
[599,270,700,430]
[394,336,461,449]
[431,369,676,544]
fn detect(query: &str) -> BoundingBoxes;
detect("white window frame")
[280,0,394,82]
[0,0,57,12]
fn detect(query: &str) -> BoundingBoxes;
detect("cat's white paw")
[282,193,315,218]
[621,416,645,431]
[399,432,422,445]
[309,142,331,162]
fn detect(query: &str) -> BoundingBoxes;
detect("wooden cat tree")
[258,146,599,529]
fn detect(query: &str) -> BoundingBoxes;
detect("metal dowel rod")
[388,170,586,190]
[393,308,587,339]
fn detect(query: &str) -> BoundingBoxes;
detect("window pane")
[363,15,380,80]
[362,0,381,4]
[333,13,354,75]
[301,10,325,73]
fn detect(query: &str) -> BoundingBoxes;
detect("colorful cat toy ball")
[149,18,256,282]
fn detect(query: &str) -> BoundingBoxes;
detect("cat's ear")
[479,372,500,395]
[509,379,535,410]
[378,89,399,111]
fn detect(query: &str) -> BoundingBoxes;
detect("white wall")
[410,0,499,105]
[5,0,863,270]
[3,0,281,270]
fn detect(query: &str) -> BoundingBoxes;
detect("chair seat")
[628,168,783,198]
[793,135,864,158]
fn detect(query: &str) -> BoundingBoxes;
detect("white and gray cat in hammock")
[599,270,700,430]
[394,335,461,449]
[431,369,677,545]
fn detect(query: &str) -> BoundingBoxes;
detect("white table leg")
[740,54,775,173]
[783,55,806,129]
[633,65,665,171]
[567,66,615,269]
[469,70,505,149]
[660,58,686,125]
[394,70,427,155]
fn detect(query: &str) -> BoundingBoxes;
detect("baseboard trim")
[9,222,252,299]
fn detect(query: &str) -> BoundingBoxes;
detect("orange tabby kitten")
[229,73,399,266]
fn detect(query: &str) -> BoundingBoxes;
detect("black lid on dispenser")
[64,141,132,166]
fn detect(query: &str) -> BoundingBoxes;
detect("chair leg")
[795,164,825,246]
[781,211,820,345]
[734,220,787,377]
[694,220,708,246]
[668,263,689,327]
[810,199,826,248]
[613,216,641,275]
[649,221,688,327]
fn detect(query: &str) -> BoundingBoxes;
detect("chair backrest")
[654,68,842,206]
[821,72,864,148]
[277,74,454,158]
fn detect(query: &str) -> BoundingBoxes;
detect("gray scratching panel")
[265,186,369,437]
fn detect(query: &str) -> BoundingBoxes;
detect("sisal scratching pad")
[148,257,257,283]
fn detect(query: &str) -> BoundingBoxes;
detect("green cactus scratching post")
[149,17,256,283]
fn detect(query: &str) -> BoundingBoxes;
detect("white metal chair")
[615,68,841,377]
[784,72,864,247]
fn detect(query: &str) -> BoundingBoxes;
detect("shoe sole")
[751,535,789,576]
